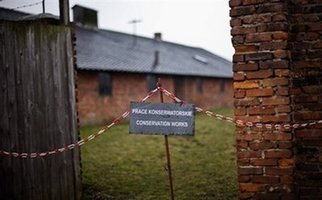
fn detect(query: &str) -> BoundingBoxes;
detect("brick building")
[230,0,322,199]
[73,5,233,125]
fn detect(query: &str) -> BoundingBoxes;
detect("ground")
[80,107,237,200]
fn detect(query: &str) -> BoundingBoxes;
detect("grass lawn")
[80,107,237,200]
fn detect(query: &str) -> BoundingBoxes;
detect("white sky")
[1,0,234,61]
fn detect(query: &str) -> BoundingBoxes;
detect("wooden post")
[59,0,70,25]
[0,20,80,200]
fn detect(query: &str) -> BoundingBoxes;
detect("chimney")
[72,5,98,28]
[153,50,159,67]
[154,32,162,42]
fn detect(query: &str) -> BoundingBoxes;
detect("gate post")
[230,1,294,199]
[0,20,81,200]
[230,1,322,199]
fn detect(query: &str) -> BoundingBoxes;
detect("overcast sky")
[1,0,233,61]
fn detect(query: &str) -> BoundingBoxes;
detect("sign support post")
[157,79,175,200]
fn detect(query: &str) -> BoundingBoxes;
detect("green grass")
[80,107,237,200]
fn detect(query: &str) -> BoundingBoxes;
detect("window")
[147,74,157,91]
[220,79,225,93]
[174,77,185,99]
[98,72,112,96]
[196,77,203,94]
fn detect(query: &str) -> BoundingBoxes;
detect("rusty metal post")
[157,78,175,200]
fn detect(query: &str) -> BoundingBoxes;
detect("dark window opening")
[147,74,157,91]
[220,79,225,93]
[174,77,185,99]
[196,77,203,94]
[98,72,112,96]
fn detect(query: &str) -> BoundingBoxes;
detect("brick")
[230,5,256,17]
[234,81,259,89]
[251,159,277,166]
[260,41,288,50]
[233,63,258,71]
[263,132,292,141]
[278,141,293,149]
[239,175,251,182]
[246,70,273,79]
[272,31,288,40]
[232,35,245,44]
[272,14,287,22]
[249,141,276,150]
[259,60,289,69]
[265,150,292,158]
[234,98,260,106]
[237,132,262,141]
[242,0,266,5]
[245,33,272,42]
[234,90,246,98]
[237,140,249,149]
[257,3,286,13]
[308,23,322,31]
[242,14,271,24]
[277,105,291,113]
[275,69,289,77]
[276,87,289,96]
[239,167,263,175]
[273,49,289,59]
[237,158,250,166]
[293,112,322,121]
[240,183,265,192]
[233,54,245,62]
[245,52,273,61]
[262,78,289,87]
[239,192,254,199]
[235,107,247,116]
[251,175,279,183]
[231,26,257,35]
[229,0,241,7]
[293,60,322,68]
[262,114,291,123]
[235,45,259,53]
[237,150,262,158]
[280,175,293,184]
[295,129,322,138]
[230,18,242,27]
[262,97,290,105]
[279,159,294,167]
[246,88,274,97]
[265,167,293,175]
[234,72,245,81]
[257,22,288,32]
[248,106,275,115]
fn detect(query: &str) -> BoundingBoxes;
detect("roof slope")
[76,26,232,78]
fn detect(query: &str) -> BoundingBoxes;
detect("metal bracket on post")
[157,78,175,200]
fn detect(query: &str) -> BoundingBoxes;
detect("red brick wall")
[77,71,233,125]
[230,0,322,199]
[289,1,322,199]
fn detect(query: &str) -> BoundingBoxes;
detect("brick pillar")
[230,0,322,199]
[230,1,294,199]
[289,1,322,199]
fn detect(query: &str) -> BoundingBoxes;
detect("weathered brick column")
[289,1,322,199]
[230,0,322,199]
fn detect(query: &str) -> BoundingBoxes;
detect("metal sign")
[129,102,195,136]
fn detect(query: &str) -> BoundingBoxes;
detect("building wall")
[230,0,322,199]
[77,71,233,125]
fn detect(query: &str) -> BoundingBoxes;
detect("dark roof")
[0,7,232,78]
[0,7,29,21]
[76,26,232,78]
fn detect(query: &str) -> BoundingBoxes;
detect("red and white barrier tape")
[0,88,158,158]
[1,86,321,158]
